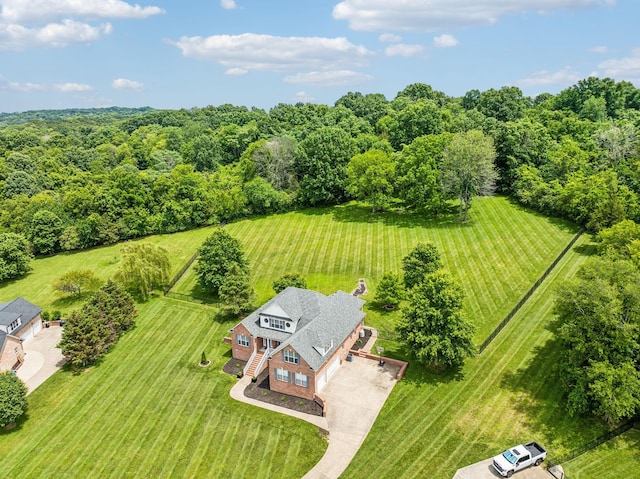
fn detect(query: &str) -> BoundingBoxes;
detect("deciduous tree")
[397,270,475,368]
[346,149,396,212]
[273,272,307,294]
[52,270,102,297]
[440,130,498,222]
[219,262,256,316]
[195,228,249,295]
[0,372,28,427]
[402,242,442,290]
[374,271,404,308]
[0,233,33,282]
[114,242,171,300]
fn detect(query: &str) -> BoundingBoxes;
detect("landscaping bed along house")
[223,359,324,417]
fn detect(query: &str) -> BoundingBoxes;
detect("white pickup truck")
[492,442,546,477]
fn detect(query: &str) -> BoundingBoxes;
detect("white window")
[9,319,20,332]
[271,318,286,330]
[294,373,309,387]
[236,334,250,347]
[283,350,299,364]
[275,368,289,382]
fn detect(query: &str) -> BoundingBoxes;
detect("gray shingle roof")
[235,287,365,371]
[0,297,41,336]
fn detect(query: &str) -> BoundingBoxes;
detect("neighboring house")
[0,298,43,372]
[229,287,365,400]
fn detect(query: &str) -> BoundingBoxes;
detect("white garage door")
[33,319,42,336]
[21,326,34,343]
[327,356,340,379]
[317,373,327,392]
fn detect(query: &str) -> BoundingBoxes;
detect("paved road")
[16,326,66,393]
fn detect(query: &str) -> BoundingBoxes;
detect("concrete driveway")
[302,356,400,479]
[453,458,552,479]
[16,325,66,393]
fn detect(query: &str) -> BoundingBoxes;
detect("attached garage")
[317,356,341,392]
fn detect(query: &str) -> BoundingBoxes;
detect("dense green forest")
[1,77,639,258]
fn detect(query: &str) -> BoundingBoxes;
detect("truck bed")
[525,442,546,457]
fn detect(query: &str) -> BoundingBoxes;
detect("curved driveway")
[230,355,399,479]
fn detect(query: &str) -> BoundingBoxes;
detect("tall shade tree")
[440,130,498,222]
[554,256,640,424]
[346,149,396,212]
[402,242,443,290]
[195,228,249,296]
[0,233,33,282]
[52,269,102,297]
[114,242,171,300]
[397,270,475,369]
[26,209,64,255]
[219,262,256,316]
[0,372,28,427]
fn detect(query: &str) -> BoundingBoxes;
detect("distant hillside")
[0,106,155,125]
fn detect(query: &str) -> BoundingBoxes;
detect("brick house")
[229,287,365,400]
[0,298,43,372]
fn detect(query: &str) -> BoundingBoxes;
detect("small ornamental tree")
[219,262,256,316]
[402,242,443,290]
[195,229,249,296]
[0,372,28,427]
[374,272,404,308]
[397,270,475,369]
[272,272,307,294]
[52,270,102,297]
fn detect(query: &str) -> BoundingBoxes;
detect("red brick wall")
[0,336,24,372]
[230,324,254,362]
[269,346,316,401]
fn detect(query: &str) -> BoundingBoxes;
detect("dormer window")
[271,318,286,330]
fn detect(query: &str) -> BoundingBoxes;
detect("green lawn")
[0,225,216,313]
[0,299,325,478]
[562,429,640,479]
[342,233,611,479]
[2,197,629,479]
[175,196,578,342]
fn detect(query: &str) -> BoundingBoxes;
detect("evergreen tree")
[402,242,442,290]
[374,271,404,307]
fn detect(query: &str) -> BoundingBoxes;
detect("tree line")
[0,77,638,281]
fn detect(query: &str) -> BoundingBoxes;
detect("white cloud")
[598,48,640,84]
[0,0,164,23]
[112,78,144,90]
[379,33,401,43]
[517,66,581,87]
[174,33,373,73]
[225,67,248,75]
[0,19,109,50]
[384,43,425,57]
[284,70,373,87]
[292,91,315,103]
[53,82,93,92]
[433,34,458,48]
[220,0,237,9]
[0,74,93,92]
[590,45,610,54]
[333,0,615,31]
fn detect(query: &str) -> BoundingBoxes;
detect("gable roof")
[0,297,42,341]
[234,287,365,371]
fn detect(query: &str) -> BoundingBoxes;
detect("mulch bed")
[222,358,246,377]
[243,370,324,417]
[350,328,373,352]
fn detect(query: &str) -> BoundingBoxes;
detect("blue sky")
[1,0,639,113]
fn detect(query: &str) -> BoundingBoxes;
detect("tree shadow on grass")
[0,410,30,436]
[51,294,86,311]
[504,196,581,235]
[402,361,466,387]
[499,337,608,446]
[299,202,470,230]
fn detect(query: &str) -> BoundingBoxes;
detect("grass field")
[0,225,216,313]
[562,429,640,478]
[2,197,630,479]
[342,233,612,479]
[174,197,579,342]
[0,300,325,478]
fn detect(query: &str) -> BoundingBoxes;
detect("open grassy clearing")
[342,234,611,479]
[562,429,640,479]
[0,226,216,313]
[0,299,325,478]
[174,196,578,342]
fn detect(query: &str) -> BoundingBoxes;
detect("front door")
[265,339,280,350]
